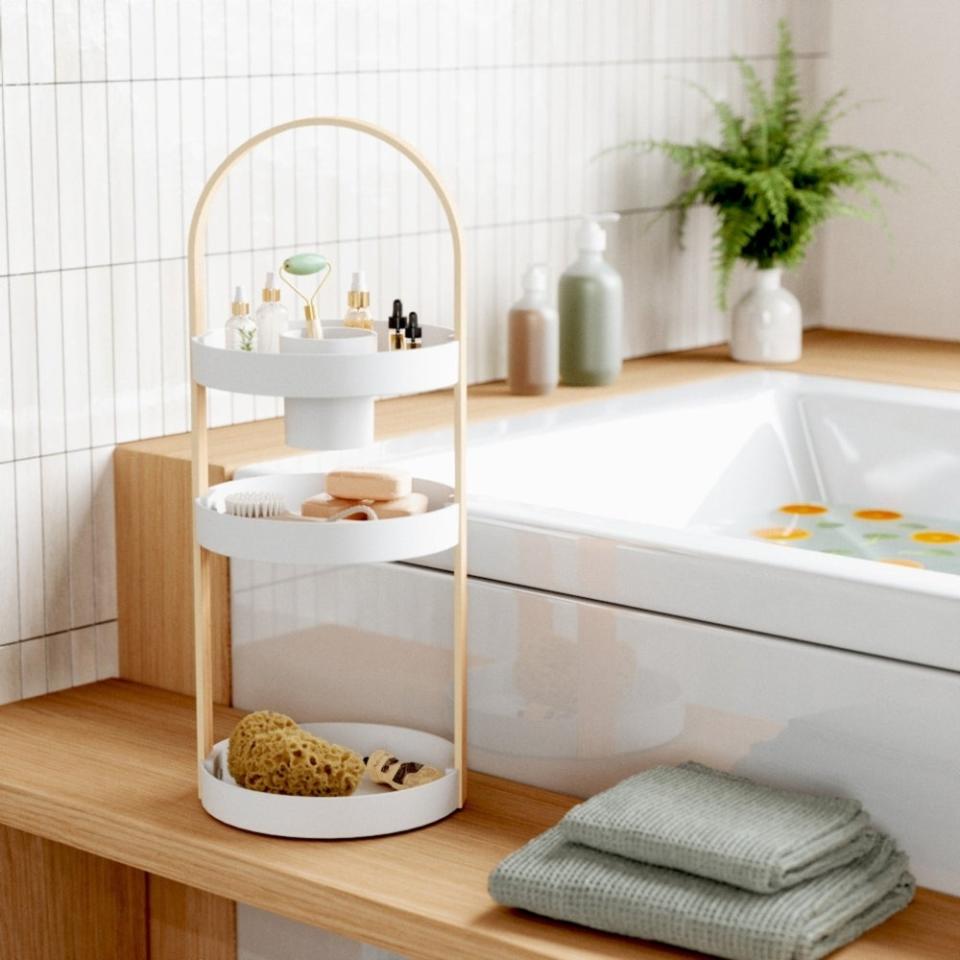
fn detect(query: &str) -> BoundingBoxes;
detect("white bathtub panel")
[231,561,960,895]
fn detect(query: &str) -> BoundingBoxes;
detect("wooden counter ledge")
[0,681,956,960]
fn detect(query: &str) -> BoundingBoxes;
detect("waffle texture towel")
[560,763,872,893]
[489,827,914,960]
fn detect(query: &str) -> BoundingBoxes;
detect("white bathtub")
[250,371,960,672]
[230,370,960,939]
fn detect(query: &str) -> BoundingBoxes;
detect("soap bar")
[301,492,428,520]
[324,468,412,502]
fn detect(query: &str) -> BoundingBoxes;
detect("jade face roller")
[280,252,333,339]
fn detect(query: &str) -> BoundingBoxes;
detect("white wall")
[0,0,828,701]
[823,0,960,340]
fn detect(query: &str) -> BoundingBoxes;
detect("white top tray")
[191,322,458,398]
[196,473,459,565]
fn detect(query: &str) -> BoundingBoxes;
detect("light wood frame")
[187,117,469,806]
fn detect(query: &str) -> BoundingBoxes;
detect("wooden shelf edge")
[1,681,956,960]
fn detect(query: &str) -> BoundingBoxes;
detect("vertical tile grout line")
[153,0,166,437]
[222,0,235,425]
[127,1,143,440]
[246,0,255,418]
[0,1,25,645]
[50,0,75,657]
[22,0,51,643]
[102,0,118,451]
[198,0,209,431]
[78,0,101,670]
[176,0,188,431]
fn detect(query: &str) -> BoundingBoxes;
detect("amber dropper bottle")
[388,298,407,351]
[406,311,423,349]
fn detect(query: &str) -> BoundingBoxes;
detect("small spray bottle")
[344,271,374,331]
[388,299,407,351]
[225,286,257,351]
[405,311,423,350]
[255,272,288,352]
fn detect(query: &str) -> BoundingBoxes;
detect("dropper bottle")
[225,286,257,352]
[343,271,374,331]
[388,299,407,351]
[405,311,423,350]
[254,272,289,352]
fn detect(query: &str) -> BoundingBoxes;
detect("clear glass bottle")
[225,285,257,352]
[343,270,374,331]
[254,272,288,352]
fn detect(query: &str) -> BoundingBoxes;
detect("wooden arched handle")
[188,118,469,807]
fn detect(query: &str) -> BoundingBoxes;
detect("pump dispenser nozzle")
[576,212,621,253]
[521,263,548,294]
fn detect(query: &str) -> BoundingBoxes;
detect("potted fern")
[651,20,898,363]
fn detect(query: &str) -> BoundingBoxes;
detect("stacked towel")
[489,764,915,960]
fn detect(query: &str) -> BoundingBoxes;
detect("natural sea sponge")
[241,729,365,797]
[227,710,299,783]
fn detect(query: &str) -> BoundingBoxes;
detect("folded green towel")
[489,827,914,960]
[560,763,872,893]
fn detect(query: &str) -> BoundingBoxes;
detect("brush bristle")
[223,491,285,519]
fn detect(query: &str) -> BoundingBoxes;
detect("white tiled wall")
[0,0,828,701]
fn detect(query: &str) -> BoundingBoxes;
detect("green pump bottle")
[558,213,623,386]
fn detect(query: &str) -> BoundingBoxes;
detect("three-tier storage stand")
[188,118,468,838]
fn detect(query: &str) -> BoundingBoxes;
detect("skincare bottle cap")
[261,272,281,302]
[231,285,250,315]
[521,263,548,294]
[347,271,370,309]
[576,212,620,253]
[406,311,422,339]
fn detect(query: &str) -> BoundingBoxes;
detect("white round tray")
[196,473,459,564]
[191,322,458,398]
[200,721,459,838]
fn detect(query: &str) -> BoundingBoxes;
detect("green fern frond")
[644,17,907,307]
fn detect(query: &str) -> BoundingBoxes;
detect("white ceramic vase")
[730,267,801,364]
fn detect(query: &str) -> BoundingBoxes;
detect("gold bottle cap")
[347,289,370,309]
[231,300,250,316]
[262,287,281,302]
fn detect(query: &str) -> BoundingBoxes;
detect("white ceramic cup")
[279,325,378,450]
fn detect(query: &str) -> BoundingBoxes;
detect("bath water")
[717,503,960,575]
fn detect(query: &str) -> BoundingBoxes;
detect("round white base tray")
[200,722,459,838]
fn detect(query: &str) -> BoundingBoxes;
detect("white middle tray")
[196,473,458,565]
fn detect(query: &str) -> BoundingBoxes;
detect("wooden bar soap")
[325,468,412,501]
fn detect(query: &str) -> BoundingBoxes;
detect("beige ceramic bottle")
[508,264,558,396]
